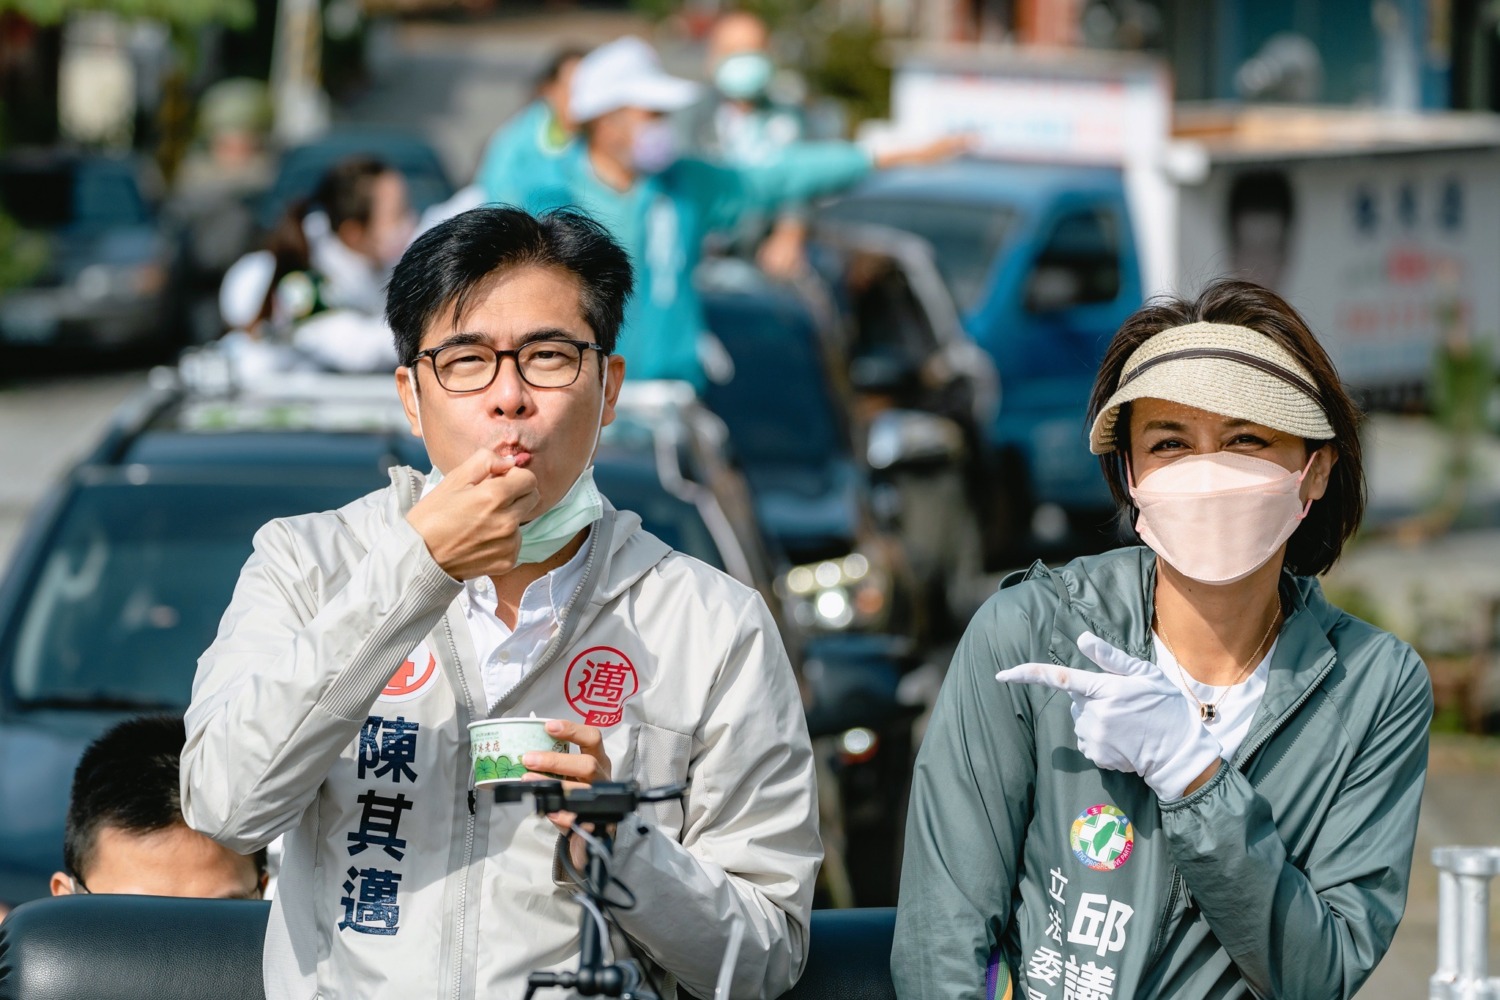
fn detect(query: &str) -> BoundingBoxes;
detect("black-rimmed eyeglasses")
[407,339,606,392]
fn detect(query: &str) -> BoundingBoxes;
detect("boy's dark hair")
[386,205,635,366]
[1086,278,1365,578]
[63,715,267,881]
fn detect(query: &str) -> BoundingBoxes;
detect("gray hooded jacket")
[893,547,1431,999]
[182,467,820,999]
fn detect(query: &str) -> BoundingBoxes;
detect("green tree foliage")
[0,211,50,295]
[804,21,890,126]
[0,0,252,30]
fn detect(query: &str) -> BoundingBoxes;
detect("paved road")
[1366,737,1500,997]
[0,370,148,564]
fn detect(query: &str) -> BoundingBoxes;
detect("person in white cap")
[516,35,963,391]
[893,278,1431,999]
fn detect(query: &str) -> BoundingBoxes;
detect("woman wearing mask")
[219,155,414,373]
[892,279,1432,1000]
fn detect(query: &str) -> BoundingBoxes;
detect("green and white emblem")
[1070,803,1135,871]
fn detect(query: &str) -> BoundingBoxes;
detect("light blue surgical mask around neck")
[419,444,604,568]
[417,368,609,567]
[518,379,608,564]
[516,464,603,565]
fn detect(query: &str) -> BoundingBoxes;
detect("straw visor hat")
[1088,321,1336,455]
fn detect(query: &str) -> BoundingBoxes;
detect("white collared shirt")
[421,469,592,710]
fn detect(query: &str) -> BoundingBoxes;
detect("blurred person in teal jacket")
[688,10,819,279]
[522,36,963,390]
[474,47,588,208]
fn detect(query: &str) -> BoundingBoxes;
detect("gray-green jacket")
[893,547,1432,999]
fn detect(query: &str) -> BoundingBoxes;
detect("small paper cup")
[467,718,570,787]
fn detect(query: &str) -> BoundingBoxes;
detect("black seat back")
[0,895,268,1000]
[780,906,896,1000]
[0,896,894,1000]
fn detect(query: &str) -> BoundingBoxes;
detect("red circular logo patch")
[565,646,639,727]
[381,644,438,702]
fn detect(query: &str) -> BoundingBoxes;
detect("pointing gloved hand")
[995,631,1224,802]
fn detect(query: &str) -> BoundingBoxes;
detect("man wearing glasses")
[181,206,820,1000]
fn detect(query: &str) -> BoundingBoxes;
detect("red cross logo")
[564,646,639,727]
[381,644,438,703]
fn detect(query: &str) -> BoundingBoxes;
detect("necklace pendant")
[1200,703,1217,723]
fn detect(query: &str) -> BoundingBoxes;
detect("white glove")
[995,631,1224,802]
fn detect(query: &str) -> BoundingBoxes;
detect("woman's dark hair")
[1085,278,1365,577]
[386,205,634,365]
[257,155,392,324]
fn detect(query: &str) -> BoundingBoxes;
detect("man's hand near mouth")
[407,446,541,581]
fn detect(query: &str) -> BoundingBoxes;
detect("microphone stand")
[501,780,685,1000]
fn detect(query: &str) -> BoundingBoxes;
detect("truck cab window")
[852,262,931,354]
[846,257,932,399]
[1024,208,1121,313]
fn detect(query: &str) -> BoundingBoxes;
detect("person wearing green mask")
[474,46,588,208]
[181,205,824,1000]
[694,10,817,278]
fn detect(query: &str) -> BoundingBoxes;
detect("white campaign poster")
[1176,149,1500,390]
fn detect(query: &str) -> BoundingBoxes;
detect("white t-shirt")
[1152,635,1276,761]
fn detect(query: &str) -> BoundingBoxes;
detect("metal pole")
[1437,865,1461,985]
[1430,846,1500,1000]
[269,0,329,144]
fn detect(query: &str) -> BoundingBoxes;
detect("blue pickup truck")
[821,158,1142,552]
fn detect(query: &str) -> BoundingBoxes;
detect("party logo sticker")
[1070,804,1134,872]
[565,646,639,727]
[380,643,439,703]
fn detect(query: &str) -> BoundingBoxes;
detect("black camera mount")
[499,780,685,1000]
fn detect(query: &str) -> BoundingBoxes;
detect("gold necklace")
[1155,605,1280,723]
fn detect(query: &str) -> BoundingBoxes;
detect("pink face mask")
[1129,451,1317,585]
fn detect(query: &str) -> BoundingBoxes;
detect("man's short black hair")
[386,205,635,366]
[63,715,267,881]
